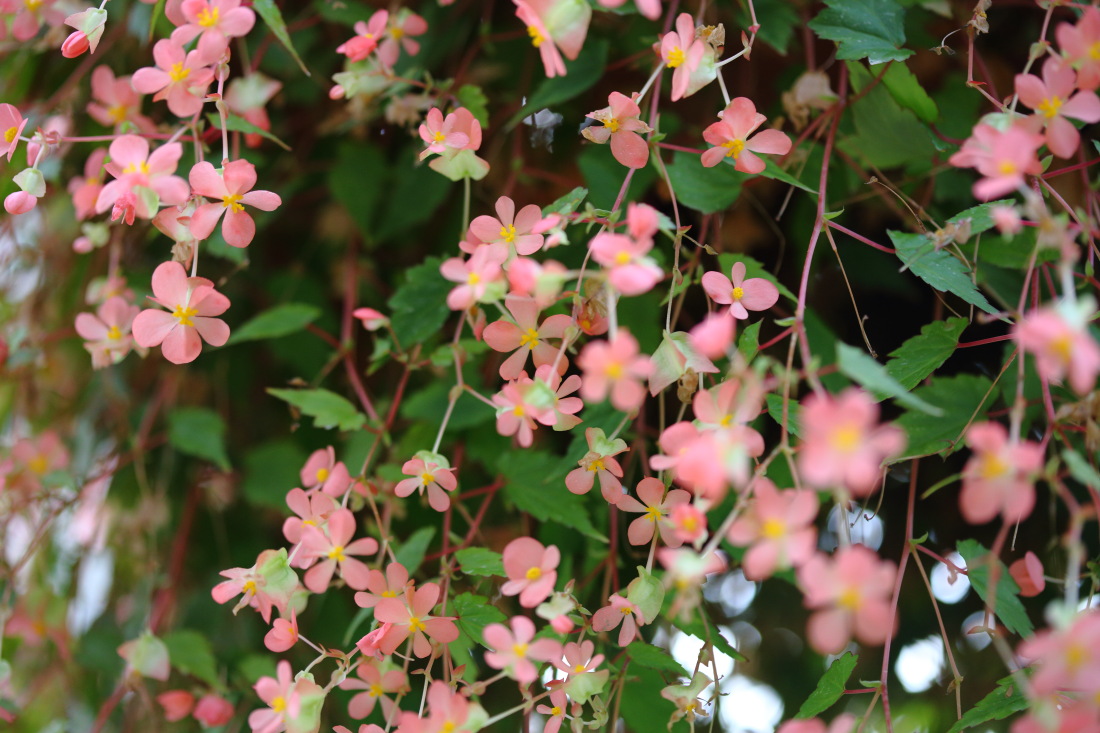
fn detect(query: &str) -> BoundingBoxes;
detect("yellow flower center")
[107,325,122,340]
[1037,96,1063,119]
[28,454,48,475]
[573,663,586,672]
[433,131,446,143]
[614,251,631,266]
[369,683,384,697]
[722,139,745,159]
[998,160,1017,176]
[272,696,286,713]
[838,587,861,610]
[605,362,624,379]
[731,286,744,301]
[526,566,542,580]
[173,303,198,327]
[467,272,481,285]
[500,224,517,243]
[551,706,562,715]
[680,514,698,532]
[830,424,861,453]
[5,126,19,144]
[408,616,426,633]
[619,605,633,615]
[242,580,258,595]
[513,642,529,657]
[122,161,150,175]
[719,414,733,427]
[390,27,405,39]
[197,6,219,27]
[107,104,128,124]
[169,62,191,83]
[605,117,621,133]
[1066,643,1088,671]
[441,722,457,733]
[762,517,785,539]
[979,453,1010,480]
[666,46,685,68]
[519,327,540,349]
[1090,41,1100,60]
[316,467,329,483]
[24,0,42,10]
[222,193,244,213]
[1051,334,1073,363]
[421,472,435,484]
[382,589,397,597]
[328,545,347,562]
[588,458,605,472]
[513,405,526,417]
[527,25,545,48]
[644,505,663,522]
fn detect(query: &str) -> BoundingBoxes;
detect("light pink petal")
[240,190,281,211]
[132,309,177,348]
[161,323,203,363]
[738,278,779,311]
[222,209,256,247]
[75,313,108,340]
[735,149,766,175]
[131,68,170,95]
[611,130,649,169]
[222,159,257,194]
[193,316,229,347]
[494,196,516,227]
[746,128,792,156]
[189,203,225,240]
[701,271,734,304]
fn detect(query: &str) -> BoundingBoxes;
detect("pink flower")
[395,681,476,733]
[440,245,507,311]
[374,582,459,658]
[1015,57,1100,158]
[418,107,470,159]
[582,91,652,169]
[69,148,107,220]
[1017,609,1100,697]
[171,0,255,65]
[94,135,190,221]
[668,503,707,546]
[264,609,299,652]
[701,261,779,319]
[299,446,348,492]
[394,454,458,512]
[354,562,411,609]
[1009,551,1046,598]
[797,388,906,496]
[297,508,378,592]
[131,261,230,364]
[948,122,1044,200]
[0,104,28,162]
[87,66,155,132]
[959,422,1044,525]
[157,690,195,722]
[701,97,792,173]
[689,311,735,359]
[225,73,282,148]
[649,421,763,500]
[596,0,660,19]
[377,10,428,67]
[616,477,691,547]
[188,159,282,247]
[514,0,591,78]
[1015,302,1100,395]
[491,377,550,447]
[337,10,388,63]
[74,295,140,368]
[193,694,234,727]
[1057,7,1100,91]
[535,689,572,733]
[340,659,407,721]
[469,196,545,256]
[8,0,63,42]
[565,426,627,502]
[9,431,70,494]
[131,39,216,117]
[576,330,652,412]
[249,660,300,733]
[591,593,644,646]
[483,295,572,380]
[211,548,298,623]
[693,376,765,431]
[483,615,563,684]
[589,231,664,296]
[501,537,559,607]
[280,488,340,549]
[661,14,706,101]
[797,546,897,655]
[727,479,819,580]
[353,307,389,331]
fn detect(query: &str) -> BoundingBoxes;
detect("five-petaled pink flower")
[576,330,652,412]
[354,562,412,610]
[188,159,282,248]
[339,658,408,722]
[483,615,563,684]
[701,97,792,173]
[94,135,189,221]
[75,295,140,369]
[418,107,470,159]
[394,454,458,512]
[661,13,706,101]
[959,422,1044,525]
[797,546,897,655]
[1015,56,1100,159]
[702,261,780,320]
[469,195,545,256]
[948,122,1044,200]
[171,0,256,65]
[296,508,378,593]
[1057,7,1100,91]
[131,261,230,364]
[501,537,559,608]
[727,478,819,580]
[565,427,627,502]
[535,689,572,733]
[373,582,459,658]
[1015,303,1100,396]
[582,92,652,169]
[440,245,507,311]
[589,230,664,296]
[591,593,645,646]
[131,39,216,118]
[483,295,572,380]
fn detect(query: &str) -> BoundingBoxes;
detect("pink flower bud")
[192,693,234,727]
[353,307,389,331]
[550,614,574,634]
[73,236,93,253]
[1009,551,1046,597]
[156,690,195,722]
[329,85,346,100]
[4,191,37,215]
[61,31,90,58]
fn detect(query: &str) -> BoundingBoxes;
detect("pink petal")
[610,130,649,169]
[131,68,169,95]
[189,161,227,198]
[746,128,792,156]
[193,316,229,346]
[161,323,203,363]
[132,309,177,348]
[189,203,225,240]
[240,190,281,211]
[739,279,779,311]
[701,271,734,304]
[150,260,190,304]
[222,208,256,247]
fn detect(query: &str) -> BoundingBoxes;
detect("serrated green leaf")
[499,451,606,541]
[765,393,802,437]
[738,320,762,363]
[957,539,1033,637]
[456,84,489,128]
[168,407,230,470]
[889,230,998,316]
[386,256,451,346]
[452,592,508,648]
[796,652,858,718]
[1063,449,1100,491]
[809,0,913,64]
[882,317,968,391]
[882,63,938,123]
[665,152,746,214]
[207,111,291,151]
[455,547,504,577]
[843,63,936,169]
[893,374,993,459]
[837,342,942,415]
[252,0,310,75]
[946,675,1027,733]
[511,38,608,126]
[626,641,689,676]
[164,629,220,689]
[227,303,320,345]
[394,526,436,575]
[267,388,366,431]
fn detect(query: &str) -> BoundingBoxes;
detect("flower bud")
[5,190,37,215]
[61,31,90,58]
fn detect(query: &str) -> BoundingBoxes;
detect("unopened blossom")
[171,0,255,65]
[483,295,572,379]
[514,0,591,78]
[193,694,234,728]
[440,245,507,310]
[337,10,389,62]
[188,159,282,247]
[616,477,691,547]
[576,330,652,412]
[565,426,627,501]
[582,91,652,169]
[264,609,299,652]
[797,546,897,655]
[702,261,780,319]
[377,10,428,67]
[0,104,29,162]
[483,616,563,684]
[959,421,1044,525]
[1017,609,1100,697]
[797,388,906,497]
[61,7,107,58]
[225,73,282,147]
[418,107,470,159]
[1057,7,1100,91]
[5,169,43,216]
[353,307,389,331]
[211,547,298,622]
[354,562,411,609]
[131,39,216,118]
[1015,300,1100,395]
[1015,57,1100,158]
[394,452,457,512]
[373,582,459,658]
[727,479,819,580]
[589,231,664,296]
[131,261,230,364]
[87,66,155,132]
[75,295,140,368]
[1009,551,1046,598]
[95,135,189,221]
[591,593,645,646]
[661,13,707,101]
[470,195,545,256]
[297,508,378,592]
[157,690,195,722]
[340,659,407,721]
[948,122,1044,200]
[702,97,792,173]
[501,537,559,608]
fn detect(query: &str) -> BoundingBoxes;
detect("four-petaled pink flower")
[948,122,1045,200]
[592,593,644,646]
[87,66,156,133]
[576,329,652,412]
[418,107,470,159]
[0,104,28,162]
[727,478,819,580]
[565,426,627,502]
[132,261,230,364]
[797,546,897,655]
[513,0,590,79]
[1057,7,1100,91]
[354,561,412,610]
[501,537,559,608]
[959,422,1044,525]
[661,13,706,101]
[616,477,691,547]
[339,658,408,722]
[535,689,572,733]
[337,10,389,63]
[75,295,140,369]
[188,159,282,248]
[373,582,459,658]
[582,91,652,169]
[299,445,351,494]
[377,10,428,67]
[701,97,792,173]
[95,135,190,221]
[394,454,458,512]
[1015,56,1100,159]
[483,615,563,684]
[589,231,664,296]
[440,245,507,311]
[171,0,256,65]
[469,196,545,256]
[131,39,216,118]
[483,295,572,380]
[702,261,780,320]
[1015,303,1100,396]
[297,508,378,593]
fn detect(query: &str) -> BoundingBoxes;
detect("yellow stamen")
[526,566,542,580]
[731,286,744,301]
[433,131,446,143]
[169,62,191,83]
[242,580,258,595]
[272,696,286,713]
[830,424,861,453]
[5,126,19,144]
[762,518,785,539]
[107,325,122,340]
[722,139,745,159]
[369,683,384,697]
[107,104,128,124]
[382,590,397,597]
[513,405,526,417]
[605,362,624,379]
[173,303,198,327]
[644,505,663,523]
[328,545,347,562]
[513,643,529,657]
[222,193,244,213]
[24,0,42,10]
[1051,334,1073,363]
[614,251,631,265]
[390,27,405,39]
[408,616,427,633]
[122,161,150,175]
[619,605,633,615]
[500,224,517,243]
[719,414,733,427]
[551,706,562,715]
[441,722,457,733]
[28,455,48,475]
[998,160,1018,176]
[1090,41,1100,60]
[527,25,545,48]
[467,272,481,285]
[666,46,685,68]
[605,117,621,133]
[1037,96,1063,119]
[316,467,329,483]
[573,663,586,672]
[421,472,435,484]
[587,458,605,472]
[197,6,219,27]
[838,588,861,610]
[519,327,540,350]
[979,454,1010,481]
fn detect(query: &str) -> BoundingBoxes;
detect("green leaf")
[394,526,436,575]
[386,256,451,346]
[207,111,291,151]
[452,592,508,648]
[543,186,588,217]
[738,320,762,363]
[267,388,367,431]
[836,342,942,415]
[511,38,608,125]
[759,158,817,194]
[796,652,858,718]
[455,84,489,128]
[329,141,385,240]
[168,407,230,470]
[842,63,936,169]
[163,629,220,689]
[946,676,1028,733]
[499,451,606,541]
[957,539,1034,637]
[227,303,320,345]
[1064,449,1100,491]
[242,439,307,509]
[893,374,993,459]
[808,0,913,64]
[251,0,310,75]
[455,547,504,577]
[665,152,746,214]
[881,62,938,124]
[889,230,998,316]
[765,393,801,437]
[882,317,968,391]
[374,155,452,240]
[626,641,689,676]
